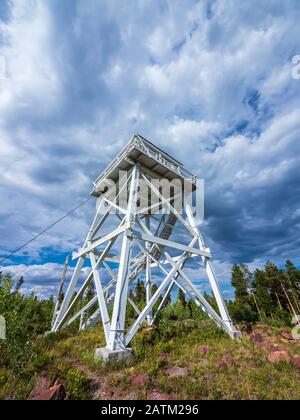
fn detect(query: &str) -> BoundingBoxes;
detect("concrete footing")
[95,347,132,364]
[231,330,242,340]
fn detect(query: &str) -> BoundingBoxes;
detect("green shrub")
[66,368,90,400]
[0,272,54,374]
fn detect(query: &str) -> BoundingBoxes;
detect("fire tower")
[51,134,240,362]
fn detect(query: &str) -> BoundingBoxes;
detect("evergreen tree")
[231,264,252,304]
[14,276,24,294]
[252,262,292,321]
[178,288,186,306]
[285,260,300,303]
[229,264,258,323]
[135,279,146,306]
[0,272,54,373]
[85,281,95,301]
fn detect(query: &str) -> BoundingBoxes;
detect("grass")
[1,319,300,400]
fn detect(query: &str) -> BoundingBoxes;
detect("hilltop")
[1,319,300,400]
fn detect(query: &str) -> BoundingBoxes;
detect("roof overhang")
[91,134,197,197]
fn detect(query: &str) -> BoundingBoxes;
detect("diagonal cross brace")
[124,237,198,347]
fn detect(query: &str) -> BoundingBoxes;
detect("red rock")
[281,332,295,341]
[31,384,66,401]
[197,358,209,367]
[271,344,288,352]
[187,362,197,369]
[243,349,255,358]
[250,333,265,344]
[267,351,291,365]
[292,355,300,369]
[198,345,209,355]
[147,391,170,400]
[187,359,209,369]
[258,340,271,350]
[216,356,235,369]
[54,378,67,388]
[254,323,272,331]
[246,362,255,370]
[281,327,290,333]
[28,376,51,400]
[165,366,189,378]
[259,340,282,352]
[131,374,150,386]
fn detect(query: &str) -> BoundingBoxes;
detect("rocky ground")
[1,320,300,400]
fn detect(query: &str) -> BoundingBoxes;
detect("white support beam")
[81,309,101,330]
[136,192,181,216]
[185,203,236,334]
[128,297,141,316]
[63,296,98,328]
[124,236,198,347]
[51,255,69,327]
[90,252,111,342]
[151,278,192,325]
[81,292,142,331]
[52,192,121,331]
[108,165,140,350]
[54,236,117,331]
[102,196,128,215]
[151,253,197,268]
[150,279,174,326]
[130,230,211,258]
[73,223,127,260]
[124,253,187,347]
[141,173,196,237]
[91,172,132,236]
[145,215,152,325]
[164,253,230,333]
[135,240,191,295]
[52,257,85,331]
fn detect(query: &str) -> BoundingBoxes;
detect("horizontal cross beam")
[72,224,127,260]
[129,230,211,258]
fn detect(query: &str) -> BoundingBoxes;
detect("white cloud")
[0,0,62,117]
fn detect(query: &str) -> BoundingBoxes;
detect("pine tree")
[14,276,24,294]
[285,260,300,302]
[231,264,252,304]
[230,264,258,323]
[85,281,95,301]
[178,288,186,306]
[135,279,146,305]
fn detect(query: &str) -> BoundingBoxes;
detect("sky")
[0,0,300,299]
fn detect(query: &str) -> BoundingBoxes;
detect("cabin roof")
[91,134,196,197]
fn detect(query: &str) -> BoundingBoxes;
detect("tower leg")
[146,254,152,325]
[52,202,104,332]
[90,252,111,342]
[185,203,240,338]
[145,215,153,325]
[96,166,140,361]
[106,231,132,351]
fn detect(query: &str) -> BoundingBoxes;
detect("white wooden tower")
[51,135,240,362]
